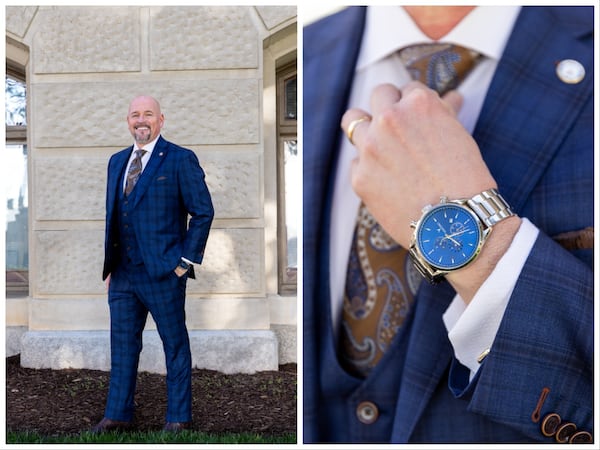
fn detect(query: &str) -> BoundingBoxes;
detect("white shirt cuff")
[443,217,539,378]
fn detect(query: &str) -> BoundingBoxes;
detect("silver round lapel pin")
[556,59,585,84]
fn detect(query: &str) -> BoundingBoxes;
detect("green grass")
[7,430,296,445]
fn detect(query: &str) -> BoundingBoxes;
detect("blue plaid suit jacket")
[303,6,594,443]
[103,136,214,280]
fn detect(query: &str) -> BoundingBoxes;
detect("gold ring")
[346,116,371,145]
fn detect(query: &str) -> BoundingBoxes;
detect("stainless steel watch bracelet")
[466,188,514,228]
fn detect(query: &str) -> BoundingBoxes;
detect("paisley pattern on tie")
[125,149,147,196]
[399,43,481,96]
[340,204,417,377]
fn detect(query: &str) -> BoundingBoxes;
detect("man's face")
[127,96,164,146]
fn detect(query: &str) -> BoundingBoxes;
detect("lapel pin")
[556,59,585,84]
[159,152,164,156]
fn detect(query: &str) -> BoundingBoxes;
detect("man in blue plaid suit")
[303,6,593,443]
[93,95,214,433]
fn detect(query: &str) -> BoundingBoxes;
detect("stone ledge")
[271,324,296,364]
[6,326,27,357]
[20,329,279,374]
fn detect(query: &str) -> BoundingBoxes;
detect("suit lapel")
[302,10,367,439]
[107,148,132,220]
[304,5,367,333]
[473,6,593,213]
[131,136,169,209]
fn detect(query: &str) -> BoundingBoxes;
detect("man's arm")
[342,80,593,440]
[342,81,517,302]
[178,149,214,266]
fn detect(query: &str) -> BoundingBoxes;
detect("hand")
[342,81,495,248]
[342,81,520,302]
[174,266,188,278]
[105,273,111,290]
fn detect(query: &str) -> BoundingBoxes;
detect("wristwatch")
[177,260,191,272]
[408,188,514,283]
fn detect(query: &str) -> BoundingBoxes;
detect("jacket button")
[541,413,561,437]
[356,401,379,425]
[569,430,593,444]
[555,422,577,443]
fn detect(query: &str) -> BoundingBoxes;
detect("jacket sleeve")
[455,231,593,442]
[178,149,214,265]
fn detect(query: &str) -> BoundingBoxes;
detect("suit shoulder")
[304,7,366,59]
[161,139,197,159]
[159,139,204,171]
[108,147,132,164]
[527,6,592,38]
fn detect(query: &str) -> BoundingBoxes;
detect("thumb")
[442,90,463,116]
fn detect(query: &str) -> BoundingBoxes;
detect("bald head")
[127,95,164,146]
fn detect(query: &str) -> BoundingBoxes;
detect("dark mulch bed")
[6,355,296,437]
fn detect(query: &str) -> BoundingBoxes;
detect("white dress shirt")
[329,6,539,378]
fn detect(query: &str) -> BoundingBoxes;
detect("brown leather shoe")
[91,417,132,433]
[163,421,191,432]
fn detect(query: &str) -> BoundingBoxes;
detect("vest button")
[356,401,379,425]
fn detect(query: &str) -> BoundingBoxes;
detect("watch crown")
[440,196,448,203]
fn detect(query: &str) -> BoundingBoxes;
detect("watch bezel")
[409,200,490,281]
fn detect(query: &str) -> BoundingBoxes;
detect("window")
[276,62,297,294]
[5,75,28,296]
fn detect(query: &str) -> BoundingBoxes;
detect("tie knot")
[135,149,147,158]
[398,43,481,95]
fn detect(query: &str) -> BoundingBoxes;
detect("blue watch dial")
[416,203,482,270]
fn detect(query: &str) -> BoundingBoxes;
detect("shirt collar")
[133,134,160,153]
[356,6,521,71]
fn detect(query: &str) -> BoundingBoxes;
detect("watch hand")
[445,229,469,240]
[442,234,460,246]
[440,228,470,247]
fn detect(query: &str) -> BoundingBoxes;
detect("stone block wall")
[5,5,297,372]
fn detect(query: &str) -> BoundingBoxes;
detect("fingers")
[401,81,463,116]
[341,81,464,148]
[442,90,463,116]
[341,109,372,147]
[370,83,402,116]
